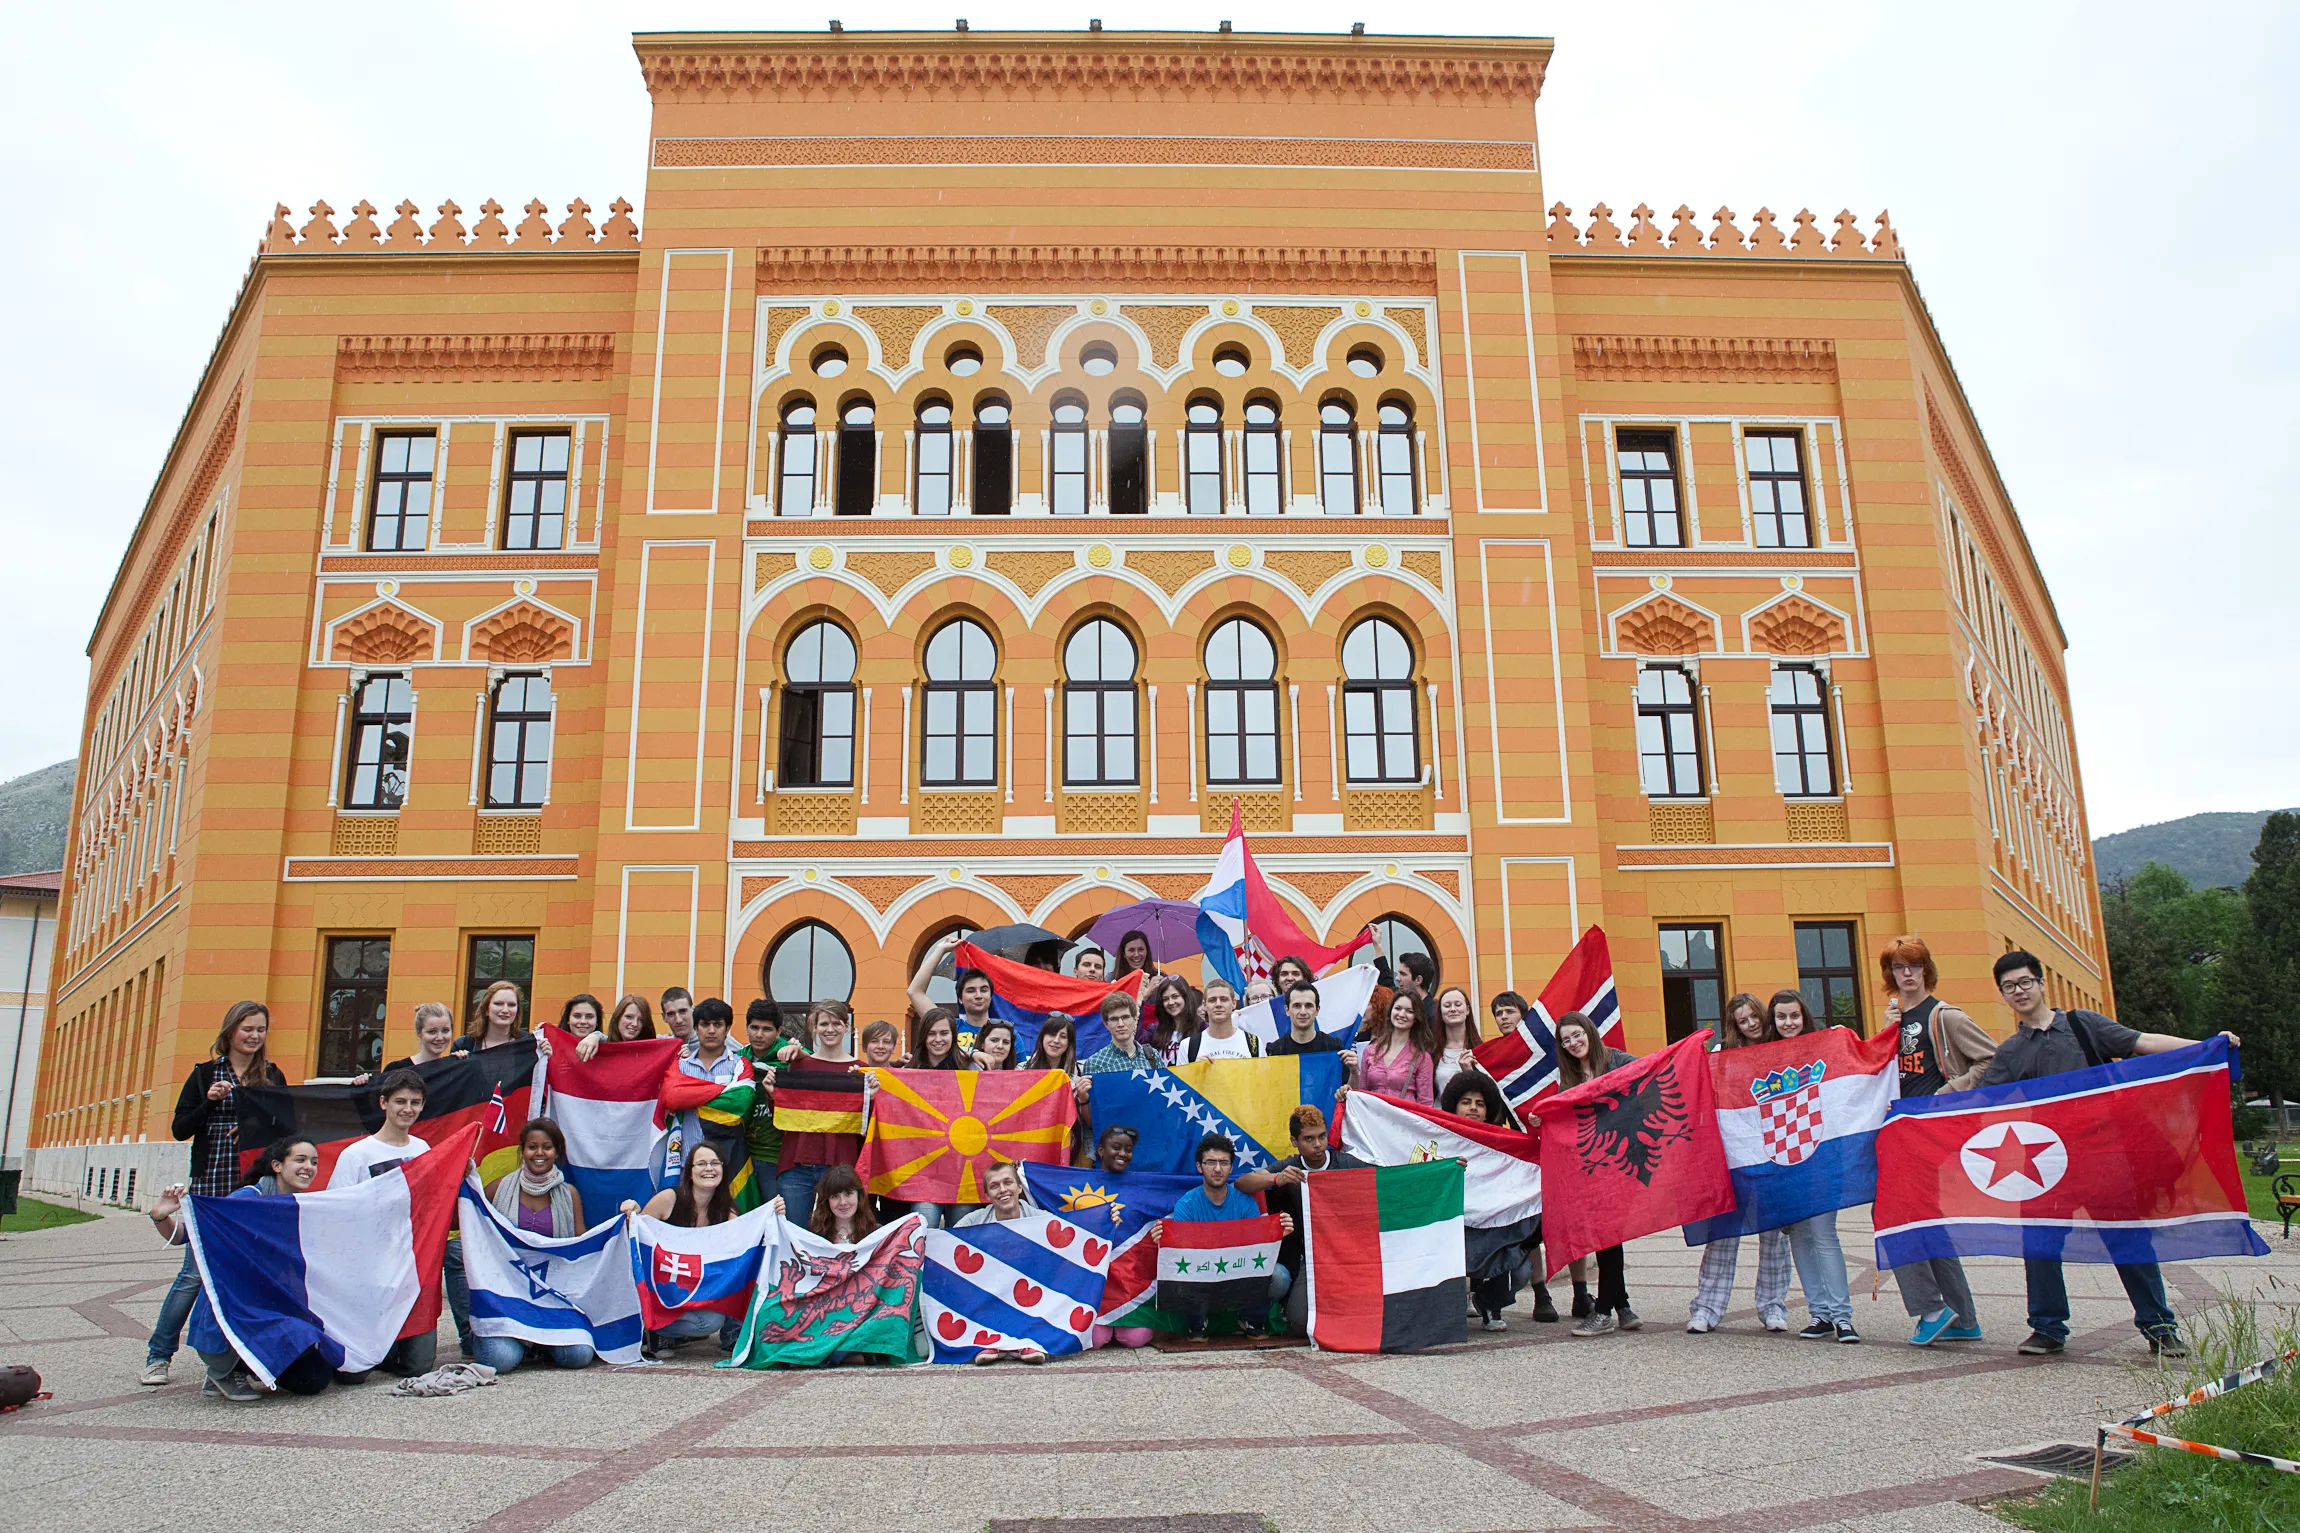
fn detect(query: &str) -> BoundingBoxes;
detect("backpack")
[2062,1009,2119,1069]
[1185,1030,1261,1062]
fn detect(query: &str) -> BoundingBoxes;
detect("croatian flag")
[953,941,1145,1060]
[1470,926,1620,1116]
[1686,1027,1900,1244]
[540,1030,682,1217]
[179,1123,477,1389]
[920,1212,1115,1362]
[458,1181,644,1364]
[1874,1036,2269,1269]
[629,1202,778,1328]
[1194,804,1372,990]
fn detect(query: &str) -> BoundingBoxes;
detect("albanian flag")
[240,1038,537,1188]
[859,1068,1078,1203]
[1527,1033,1733,1272]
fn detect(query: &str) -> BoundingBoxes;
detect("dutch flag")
[539,1030,683,1217]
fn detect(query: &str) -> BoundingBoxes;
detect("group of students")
[137,933,2226,1400]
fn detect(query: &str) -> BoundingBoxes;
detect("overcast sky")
[2,1,2292,836]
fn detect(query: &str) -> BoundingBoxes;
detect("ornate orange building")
[29,29,2108,1196]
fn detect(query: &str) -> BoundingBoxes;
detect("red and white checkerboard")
[1758,1082,1824,1166]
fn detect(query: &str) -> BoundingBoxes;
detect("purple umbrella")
[1086,898,1205,964]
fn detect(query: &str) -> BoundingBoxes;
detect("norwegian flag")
[487,1084,510,1135]
[1471,926,1621,1118]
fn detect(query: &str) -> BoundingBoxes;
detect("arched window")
[1318,400,1359,515]
[778,620,857,788]
[1063,619,1138,786]
[1370,914,1437,986]
[922,617,998,787]
[913,920,979,1008]
[1341,617,1418,783]
[1050,395,1088,516]
[973,397,1012,516]
[836,398,876,516]
[1377,400,1416,513]
[915,399,953,517]
[1185,398,1223,515]
[762,920,855,1029]
[1244,399,1282,515]
[1108,396,1147,516]
[1205,617,1280,785]
[778,400,817,516]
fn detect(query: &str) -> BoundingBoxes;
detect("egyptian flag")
[952,942,1146,1059]
[1303,1161,1467,1354]
[240,1038,537,1187]
[1157,1214,1283,1322]
[771,1059,868,1137]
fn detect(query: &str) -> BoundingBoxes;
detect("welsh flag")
[1302,1161,1467,1354]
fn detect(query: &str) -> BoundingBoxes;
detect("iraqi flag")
[1469,927,1620,1118]
[538,1031,682,1217]
[1874,1035,2269,1269]
[1023,1163,1200,1325]
[180,1123,478,1388]
[1528,1033,1734,1272]
[921,1211,1114,1362]
[1157,1214,1283,1322]
[1194,804,1373,990]
[1235,964,1380,1046]
[240,1039,537,1187]
[1687,1026,1900,1244]
[953,941,1146,1059]
[458,1179,644,1365]
[1335,1091,1542,1229]
[629,1202,777,1328]
[1086,1054,1347,1176]
[1303,1160,1467,1354]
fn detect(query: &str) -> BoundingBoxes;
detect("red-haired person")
[1880,936,1996,1346]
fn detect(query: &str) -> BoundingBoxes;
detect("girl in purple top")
[476,1118,596,1375]
[1356,991,1439,1104]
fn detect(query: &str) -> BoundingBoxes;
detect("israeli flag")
[458,1181,644,1364]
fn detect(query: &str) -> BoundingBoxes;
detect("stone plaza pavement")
[4,1204,2293,1533]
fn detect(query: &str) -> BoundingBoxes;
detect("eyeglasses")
[1997,976,2041,994]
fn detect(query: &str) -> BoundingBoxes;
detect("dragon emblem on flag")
[750,1226,927,1344]
[1751,1061,1828,1167]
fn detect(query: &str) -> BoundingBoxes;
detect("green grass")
[2244,1159,2296,1232]
[0,1195,100,1233]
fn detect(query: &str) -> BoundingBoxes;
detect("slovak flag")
[1686,1026,1900,1244]
[629,1202,778,1328]
[1195,803,1372,990]
[1470,926,1620,1116]
[540,1030,683,1217]
[1874,1035,2269,1269]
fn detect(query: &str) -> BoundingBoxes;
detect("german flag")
[771,1059,867,1136]
[240,1039,537,1187]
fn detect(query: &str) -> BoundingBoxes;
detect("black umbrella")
[935,922,1074,977]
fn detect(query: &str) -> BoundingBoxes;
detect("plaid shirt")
[1079,1042,1156,1075]
[188,1063,244,1197]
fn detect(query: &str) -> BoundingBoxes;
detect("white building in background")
[0,871,60,1203]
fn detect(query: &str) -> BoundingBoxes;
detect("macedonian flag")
[858,1068,1078,1203]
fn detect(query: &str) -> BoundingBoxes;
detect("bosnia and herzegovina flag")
[860,1068,1077,1203]
[240,1039,537,1187]
[952,942,1146,1059]
[1685,1025,1899,1244]
[1303,1160,1467,1354]
[1087,1055,1348,1177]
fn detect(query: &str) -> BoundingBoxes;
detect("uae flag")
[1303,1161,1467,1354]
[240,1039,537,1187]
[1156,1214,1283,1322]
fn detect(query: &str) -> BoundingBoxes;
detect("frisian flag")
[1686,1026,1900,1244]
[1303,1161,1467,1354]
[920,1211,1113,1362]
[536,1031,682,1217]
[1873,1035,2269,1269]
[1022,1163,1201,1326]
[953,941,1147,1059]
[239,1038,536,1186]
[1157,1214,1284,1323]
[1469,927,1619,1119]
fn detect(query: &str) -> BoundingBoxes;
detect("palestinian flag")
[1157,1214,1283,1322]
[1303,1161,1467,1354]
[240,1039,537,1187]
[771,1059,867,1136]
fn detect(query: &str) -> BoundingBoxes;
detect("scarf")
[489,1168,579,1237]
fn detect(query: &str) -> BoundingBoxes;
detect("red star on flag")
[1977,1125,2049,1190]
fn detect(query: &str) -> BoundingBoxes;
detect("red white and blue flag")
[1194,804,1373,990]
[1687,1026,1899,1244]
[1874,1035,2269,1268]
[1470,926,1620,1117]
[953,941,1146,1060]
[629,1202,777,1328]
[539,1030,682,1217]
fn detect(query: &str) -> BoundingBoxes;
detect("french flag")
[1687,1027,1900,1244]
[1471,927,1620,1117]
[179,1123,477,1389]
[954,942,1145,1059]
[629,1202,779,1328]
[1194,804,1372,989]
[539,1030,682,1217]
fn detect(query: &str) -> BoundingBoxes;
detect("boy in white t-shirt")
[327,1070,432,1187]
[1187,979,1260,1061]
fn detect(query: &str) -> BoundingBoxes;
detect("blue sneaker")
[1937,1324,1984,1341]
[1909,1308,1956,1347]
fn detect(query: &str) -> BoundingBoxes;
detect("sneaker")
[1531,1292,1559,1324]
[1937,1324,1984,1341]
[140,1358,171,1386]
[1571,1289,1593,1320]
[2149,1331,2189,1359]
[1760,1310,1790,1334]
[206,1370,264,1403]
[1020,1349,1049,1365]
[1909,1308,1955,1347]
[1570,1311,1617,1338]
[2017,1331,2065,1356]
[1686,1317,1715,1334]
[1481,1315,1509,1333]
[1835,1322,1862,1345]
[971,1350,1000,1366]
[1797,1320,1838,1340]
[1616,1307,1642,1332]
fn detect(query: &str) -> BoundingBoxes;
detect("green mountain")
[0,759,75,877]
[2094,809,2299,892]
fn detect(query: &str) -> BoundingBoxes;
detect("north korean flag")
[1873,1035,2269,1269]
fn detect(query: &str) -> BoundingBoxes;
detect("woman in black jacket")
[143,1000,289,1385]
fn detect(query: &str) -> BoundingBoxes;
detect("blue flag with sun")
[1022,1163,1200,1326]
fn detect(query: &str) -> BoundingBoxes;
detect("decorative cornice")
[336,333,617,383]
[283,855,579,881]
[1572,334,1837,384]
[657,134,1532,172]
[265,198,638,255]
[743,516,1439,538]
[732,834,1469,859]
[1615,842,1893,869]
[1590,550,1857,570]
[758,244,1437,292]
[1548,202,1902,262]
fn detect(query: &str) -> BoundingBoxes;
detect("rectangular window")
[1050,422,1088,515]
[922,686,997,786]
[1185,416,1223,514]
[485,673,553,809]
[1108,418,1147,516]
[343,673,413,811]
[1064,688,1138,786]
[915,414,953,518]
[1769,664,1836,797]
[1243,423,1283,515]
[466,934,535,1025]
[1635,665,1703,797]
[1745,431,1811,548]
[502,431,570,550]
[367,432,436,552]
[1658,923,1725,1044]
[1795,921,1864,1034]
[972,414,1011,515]
[1206,686,1281,785]
[319,935,392,1078]
[1616,429,1682,548]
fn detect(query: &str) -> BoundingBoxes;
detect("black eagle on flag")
[1572,1059,1692,1186]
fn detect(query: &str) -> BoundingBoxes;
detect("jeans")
[338,1328,438,1383]
[1593,1246,1629,1314]
[1893,1256,1979,1328]
[656,1308,743,1349]
[471,1336,595,1374]
[2024,1259,2175,1344]
[201,1345,332,1394]
[777,1164,826,1227]
[1785,1210,1852,1325]
[147,1246,203,1363]
[443,1237,472,1353]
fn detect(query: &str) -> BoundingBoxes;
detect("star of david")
[509,1254,572,1306]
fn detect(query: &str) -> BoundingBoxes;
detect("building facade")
[1,871,59,1203]
[30,29,2109,1194]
